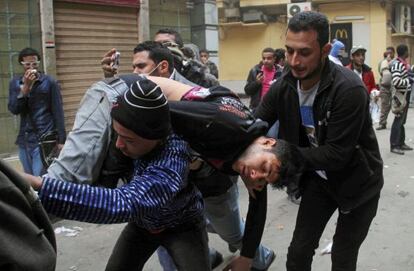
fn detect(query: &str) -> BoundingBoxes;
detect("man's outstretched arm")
[27,135,190,225]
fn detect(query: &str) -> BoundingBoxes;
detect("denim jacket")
[8,74,66,148]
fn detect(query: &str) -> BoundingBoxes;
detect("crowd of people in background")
[3,9,413,271]
[242,34,413,157]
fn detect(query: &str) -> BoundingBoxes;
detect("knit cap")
[111,79,171,139]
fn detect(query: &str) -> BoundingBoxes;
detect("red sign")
[59,0,140,7]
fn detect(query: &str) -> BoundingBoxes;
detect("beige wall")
[218,1,413,83]
[240,0,290,7]
[219,21,286,81]
[318,1,387,82]
[217,0,289,8]
[218,1,383,82]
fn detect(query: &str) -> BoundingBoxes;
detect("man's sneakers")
[211,251,223,269]
[391,144,413,155]
[401,144,413,151]
[376,124,386,130]
[228,244,238,253]
[391,147,405,155]
[251,250,276,271]
[287,194,301,205]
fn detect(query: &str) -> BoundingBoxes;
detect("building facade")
[217,0,414,92]
[0,0,42,155]
[0,0,218,157]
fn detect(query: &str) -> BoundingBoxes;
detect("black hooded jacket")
[244,64,281,110]
[255,60,384,211]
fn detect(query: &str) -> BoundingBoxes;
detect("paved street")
[53,109,414,271]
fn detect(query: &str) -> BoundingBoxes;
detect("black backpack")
[0,159,56,271]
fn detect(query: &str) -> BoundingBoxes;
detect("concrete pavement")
[51,109,414,271]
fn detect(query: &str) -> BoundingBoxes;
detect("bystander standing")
[8,47,65,176]
[376,47,395,130]
[389,44,413,155]
[200,49,219,79]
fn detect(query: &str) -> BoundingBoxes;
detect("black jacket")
[255,60,384,211]
[244,64,280,110]
[0,159,56,270]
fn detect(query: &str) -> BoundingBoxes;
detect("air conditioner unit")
[242,10,268,24]
[395,4,412,34]
[287,2,312,19]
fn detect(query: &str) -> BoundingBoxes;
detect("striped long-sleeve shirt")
[390,59,412,92]
[38,134,203,231]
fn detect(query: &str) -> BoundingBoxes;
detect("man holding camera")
[244,47,280,111]
[8,47,66,176]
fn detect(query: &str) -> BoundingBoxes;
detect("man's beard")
[287,54,326,80]
[297,57,324,81]
[353,62,363,71]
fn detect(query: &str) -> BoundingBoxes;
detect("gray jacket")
[47,71,194,184]
[171,68,197,86]
[47,76,136,184]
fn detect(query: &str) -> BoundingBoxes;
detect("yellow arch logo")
[335,29,348,39]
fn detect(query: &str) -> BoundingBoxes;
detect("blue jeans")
[158,183,273,270]
[18,145,44,176]
[204,183,272,270]
[266,121,280,139]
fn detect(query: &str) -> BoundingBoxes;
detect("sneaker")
[228,244,238,253]
[391,147,405,155]
[376,125,386,130]
[211,251,223,269]
[401,144,413,151]
[251,250,276,271]
[288,194,301,205]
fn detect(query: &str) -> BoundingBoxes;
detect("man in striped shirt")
[389,44,413,155]
[26,79,210,271]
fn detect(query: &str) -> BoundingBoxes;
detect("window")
[149,0,192,43]
[0,0,41,156]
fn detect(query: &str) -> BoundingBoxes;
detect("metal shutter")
[54,1,139,130]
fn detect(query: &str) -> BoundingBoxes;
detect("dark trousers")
[286,177,379,271]
[390,91,411,148]
[105,219,210,271]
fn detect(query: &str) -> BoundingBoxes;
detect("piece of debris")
[276,224,284,230]
[69,266,78,271]
[54,226,82,237]
[397,191,409,198]
[320,241,333,255]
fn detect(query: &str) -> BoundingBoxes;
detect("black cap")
[111,79,171,139]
